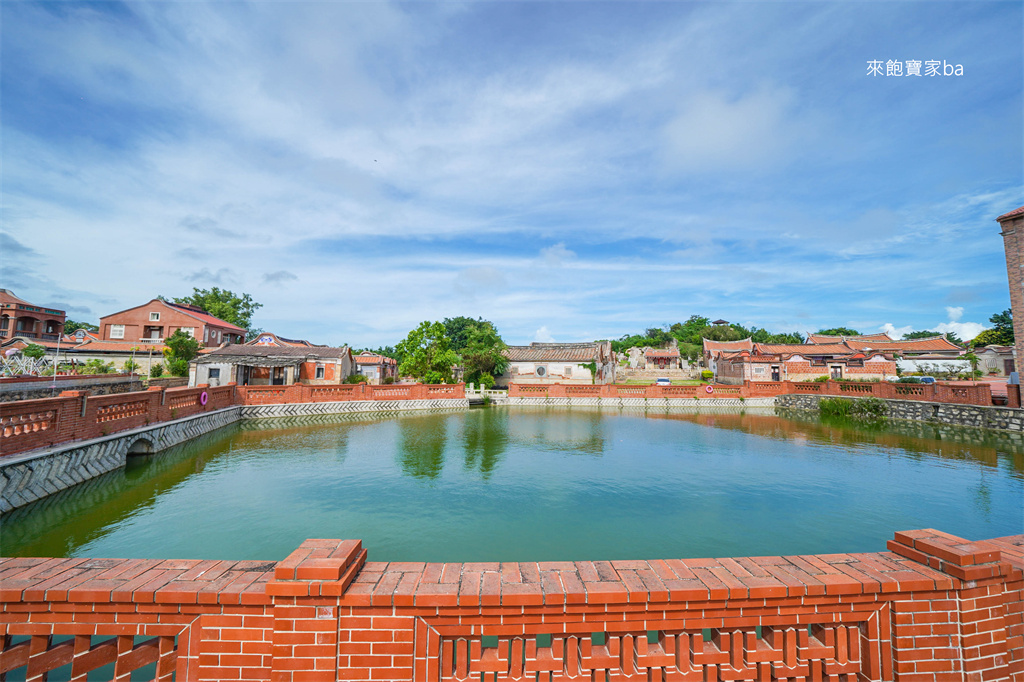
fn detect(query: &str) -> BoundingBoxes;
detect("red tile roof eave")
[996,205,1024,222]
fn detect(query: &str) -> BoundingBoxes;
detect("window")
[111,324,125,339]
[149,312,160,322]
[179,327,195,338]
[208,368,221,380]
[564,366,572,377]
[315,364,325,379]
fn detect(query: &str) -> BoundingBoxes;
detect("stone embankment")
[777,393,1024,433]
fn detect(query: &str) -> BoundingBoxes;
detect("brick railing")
[508,380,994,405]
[1,529,1020,682]
[1,383,465,458]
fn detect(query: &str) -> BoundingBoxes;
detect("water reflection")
[644,408,1023,474]
[1,426,240,557]
[397,415,448,479]
[505,408,606,455]
[462,408,508,479]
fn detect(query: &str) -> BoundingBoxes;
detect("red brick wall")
[998,213,1024,381]
[1,383,466,457]
[2,530,1021,682]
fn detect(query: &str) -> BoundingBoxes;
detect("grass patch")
[820,396,887,422]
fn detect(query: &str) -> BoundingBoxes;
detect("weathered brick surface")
[997,212,1024,379]
[2,531,1021,681]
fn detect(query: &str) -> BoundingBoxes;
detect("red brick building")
[98,299,245,347]
[354,351,398,384]
[716,342,897,384]
[997,205,1024,376]
[644,347,681,369]
[0,289,65,343]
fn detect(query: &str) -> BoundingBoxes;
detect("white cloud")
[533,326,555,343]
[539,243,576,268]
[935,321,987,343]
[879,323,914,338]
[663,87,812,173]
[945,306,964,322]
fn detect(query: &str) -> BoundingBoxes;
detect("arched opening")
[126,437,155,456]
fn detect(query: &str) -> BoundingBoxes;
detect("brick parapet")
[1,383,465,458]
[997,212,1024,380]
[3,530,1022,681]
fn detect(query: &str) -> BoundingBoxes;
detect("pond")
[2,407,1021,562]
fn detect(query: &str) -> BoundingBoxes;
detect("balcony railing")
[138,337,165,344]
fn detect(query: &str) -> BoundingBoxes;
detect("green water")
[2,407,1021,562]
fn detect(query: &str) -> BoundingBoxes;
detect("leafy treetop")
[63,320,98,334]
[21,344,46,359]
[395,321,458,384]
[169,288,262,334]
[816,327,861,337]
[971,309,1013,348]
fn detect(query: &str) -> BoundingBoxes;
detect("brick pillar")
[997,208,1024,376]
[888,529,1021,682]
[266,540,367,682]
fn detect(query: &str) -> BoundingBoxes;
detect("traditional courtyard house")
[496,341,616,387]
[98,299,246,347]
[975,345,1015,376]
[644,347,681,370]
[354,351,398,384]
[190,345,354,387]
[806,333,964,358]
[245,332,323,348]
[0,289,65,342]
[701,338,753,372]
[715,342,897,384]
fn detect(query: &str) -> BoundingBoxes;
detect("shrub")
[813,375,830,382]
[479,373,496,389]
[820,396,886,422]
[123,359,140,373]
[150,363,164,378]
[700,370,713,381]
[168,358,189,377]
[345,374,369,384]
[382,376,395,384]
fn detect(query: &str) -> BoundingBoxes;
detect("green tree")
[972,309,1013,347]
[461,322,509,385]
[170,288,263,337]
[162,329,200,377]
[902,330,941,340]
[963,352,981,378]
[396,321,458,384]
[817,327,861,337]
[443,316,487,353]
[63,320,98,334]
[21,344,46,359]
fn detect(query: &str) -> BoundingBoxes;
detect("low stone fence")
[1,529,1020,682]
[777,393,1024,433]
[0,374,144,403]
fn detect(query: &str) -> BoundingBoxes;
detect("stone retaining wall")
[777,393,1024,432]
[0,406,242,513]
[0,375,143,403]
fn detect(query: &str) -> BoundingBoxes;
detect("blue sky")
[2,1,1021,347]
